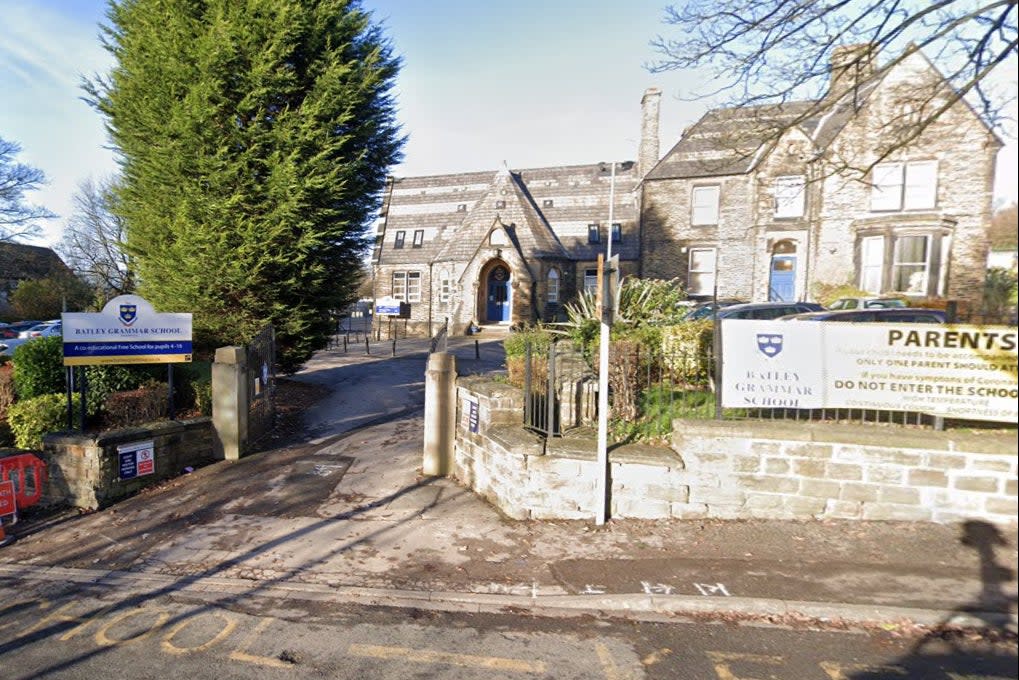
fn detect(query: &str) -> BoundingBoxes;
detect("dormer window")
[495,200,506,209]
[457,203,467,212]
[412,229,424,247]
[542,199,554,208]
[588,224,601,244]
[394,230,406,249]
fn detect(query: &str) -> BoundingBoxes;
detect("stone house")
[374,45,1000,334]
[372,162,640,336]
[640,45,1001,306]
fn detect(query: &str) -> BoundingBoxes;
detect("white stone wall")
[452,378,1017,526]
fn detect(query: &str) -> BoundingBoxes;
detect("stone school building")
[372,46,999,336]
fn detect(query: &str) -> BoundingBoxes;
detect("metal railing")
[429,318,449,354]
[246,324,276,443]
[519,330,1015,444]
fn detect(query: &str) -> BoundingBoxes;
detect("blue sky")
[2,0,1016,247]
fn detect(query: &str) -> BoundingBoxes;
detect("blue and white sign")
[62,295,193,366]
[375,296,401,316]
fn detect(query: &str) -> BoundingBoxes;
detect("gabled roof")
[645,46,997,182]
[433,165,568,263]
[0,242,72,284]
[646,102,820,180]
[377,161,639,267]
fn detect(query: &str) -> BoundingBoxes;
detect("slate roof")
[376,161,640,267]
[646,69,885,181]
[0,242,72,288]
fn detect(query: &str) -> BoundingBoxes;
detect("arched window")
[547,269,560,303]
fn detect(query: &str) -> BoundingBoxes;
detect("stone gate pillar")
[212,346,249,461]
[423,352,457,476]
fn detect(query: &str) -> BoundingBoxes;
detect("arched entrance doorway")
[769,240,798,302]
[483,263,511,323]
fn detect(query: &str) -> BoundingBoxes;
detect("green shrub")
[661,320,715,387]
[84,364,161,415]
[503,325,554,358]
[102,380,169,429]
[190,378,213,416]
[984,267,1018,316]
[812,281,870,307]
[8,393,79,450]
[12,336,65,400]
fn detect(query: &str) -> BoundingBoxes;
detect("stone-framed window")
[870,161,938,211]
[392,271,422,302]
[438,271,451,303]
[393,230,406,249]
[611,223,622,243]
[588,224,601,244]
[547,268,560,303]
[773,175,806,218]
[856,228,950,297]
[687,247,717,296]
[584,268,598,295]
[691,185,720,226]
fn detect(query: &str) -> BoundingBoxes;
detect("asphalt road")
[2,575,1016,680]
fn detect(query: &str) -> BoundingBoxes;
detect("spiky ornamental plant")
[86,0,403,371]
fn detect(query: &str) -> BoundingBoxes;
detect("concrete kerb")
[2,564,1013,633]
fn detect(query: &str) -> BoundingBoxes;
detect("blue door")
[486,266,511,322]
[769,255,797,302]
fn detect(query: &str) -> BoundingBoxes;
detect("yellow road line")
[348,643,547,674]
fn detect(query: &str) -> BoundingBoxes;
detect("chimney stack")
[639,87,661,179]
[826,44,877,101]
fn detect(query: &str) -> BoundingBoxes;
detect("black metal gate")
[246,324,276,443]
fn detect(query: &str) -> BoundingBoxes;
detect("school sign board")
[721,320,1018,423]
[62,295,193,366]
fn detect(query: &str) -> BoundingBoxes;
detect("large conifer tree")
[86,0,403,371]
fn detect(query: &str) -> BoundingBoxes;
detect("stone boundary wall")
[675,420,1017,525]
[452,376,1017,526]
[39,418,215,510]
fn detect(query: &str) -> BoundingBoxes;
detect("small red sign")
[0,480,15,516]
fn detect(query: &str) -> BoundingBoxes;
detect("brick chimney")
[639,87,661,179]
[826,44,877,101]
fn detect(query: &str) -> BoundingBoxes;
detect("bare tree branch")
[648,0,1016,179]
[0,136,55,242]
[56,176,135,302]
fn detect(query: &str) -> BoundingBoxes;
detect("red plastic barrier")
[0,453,47,511]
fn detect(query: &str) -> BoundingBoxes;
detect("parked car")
[681,299,747,320]
[0,324,16,339]
[0,338,28,356]
[3,320,42,338]
[827,297,907,310]
[18,320,61,339]
[780,308,947,323]
[715,301,825,320]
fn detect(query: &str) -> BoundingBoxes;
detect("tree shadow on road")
[849,519,1017,680]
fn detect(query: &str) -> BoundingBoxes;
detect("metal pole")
[474,339,480,360]
[66,367,73,430]
[78,366,87,432]
[167,363,175,420]
[392,338,397,357]
[595,162,616,525]
[546,340,556,446]
[365,336,370,355]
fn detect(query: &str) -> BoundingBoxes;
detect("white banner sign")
[721,320,1018,423]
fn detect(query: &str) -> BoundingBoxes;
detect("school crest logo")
[756,334,783,358]
[119,304,138,326]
